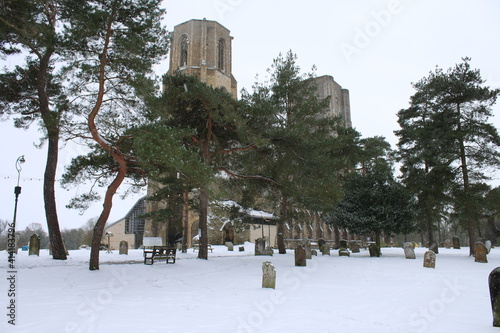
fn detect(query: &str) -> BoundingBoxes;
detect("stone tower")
[168,18,237,98]
[313,75,352,128]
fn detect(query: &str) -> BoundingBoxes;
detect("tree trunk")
[89,156,127,270]
[427,216,434,247]
[457,104,476,256]
[37,40,66,260]
[182,189,189,252]
[277,195,287,254]
[375,231,382,254]
[198,189,209,260]
[43,125,67,260]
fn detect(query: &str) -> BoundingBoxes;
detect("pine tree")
[395,58,500,255]
[241,51,358,253]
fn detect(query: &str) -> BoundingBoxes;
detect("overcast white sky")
[1,0,499,232]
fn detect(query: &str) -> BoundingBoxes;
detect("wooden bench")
[143,246,176,265]
[192,244,213,252]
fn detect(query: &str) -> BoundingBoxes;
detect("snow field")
[1,244,499,333]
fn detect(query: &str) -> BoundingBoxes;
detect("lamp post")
[10,155,25,254]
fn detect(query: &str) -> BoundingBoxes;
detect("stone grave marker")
[485,240,492,254]
[429,241,439,254]
[225,242,234,251]
[295,245,306,267]
[318,238,326,248]
[475,242,488,263]
[119,241,128,255]
[320,244,330,256]
[29,234,40,256]
[403,242,416,259]
[444,239,451,249]
[369,243,380,257]
[302,238,312,259]
[262,261,276,289]
[311,249,318,256]
[423,250,436,268]
[452,236,460,249]
[350,241,360,253]
[489,267,500,327]
[255,238,266,256]
[239,246,245,252]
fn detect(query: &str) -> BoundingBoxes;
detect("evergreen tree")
[327,142,416,250]
[0,0,68,260]
[241,51,358,253]
[395,58,500,254]
[134,74,256,260]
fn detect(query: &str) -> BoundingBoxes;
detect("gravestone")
[403,242,416,259]
[369,244,380,257]
[423,250,436,268]
[302,238,312,259]
[350,242,361,253]
[119,241,128,255]
[489,267,500,327]
[444,239,451,249]
[452,236,460,249]
[320,244,330,256]
[225,242,234,251]
[255,238,266,256]
[29,234,40,256]
[239,246,245,252]
[339,240,348,249]
[264,246,274,256]
[318,238,326,248]
[262,261,276,289]
[429,241,439,254]
[295,245,306,267]
[485,240,492,254]
[475,242,488,263]
[311,249,318,256]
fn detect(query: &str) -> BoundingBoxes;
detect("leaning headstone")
[262,261,276,289]
[255,238,266,256]
[225,242,234,251]
[302,238,312,259]
[489,267,500,327]
[429,241,439,254]
[452,236,460,249]
[350,242,360,253]
[444,239,451,249]
[239,246,245,252]
[475,242,488,263]
[295,245,306,267]
[403,242,416,259]
[320,244,330,256]
[29,234,40,256]
[119,241,128,255]
[485,240,492,254]
[423,250,436,268]
[369,244,380,257]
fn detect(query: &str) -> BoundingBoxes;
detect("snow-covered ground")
[1,243,499,333]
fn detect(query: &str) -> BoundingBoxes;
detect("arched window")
[218,38,225,70]
[180,35,188,67]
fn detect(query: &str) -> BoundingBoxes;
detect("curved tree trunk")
[89,155,127,270]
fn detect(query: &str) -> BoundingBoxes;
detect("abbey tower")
[168,18,237,98]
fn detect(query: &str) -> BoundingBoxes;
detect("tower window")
[218,38,225,71]
[180,35,188,67]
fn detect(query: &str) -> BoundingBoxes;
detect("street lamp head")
[16,155,25,173]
